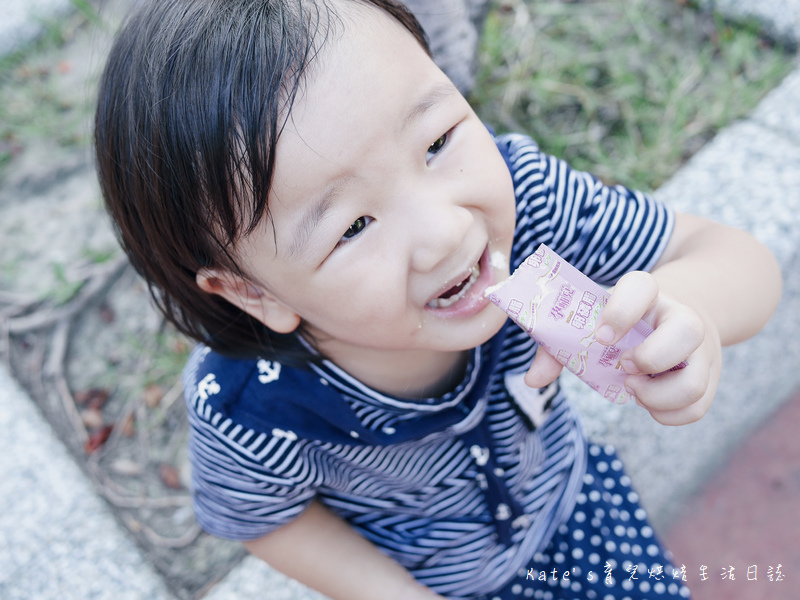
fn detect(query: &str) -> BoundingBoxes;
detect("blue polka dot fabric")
[488,444,692,599]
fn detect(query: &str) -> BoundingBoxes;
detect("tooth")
[427,263,481,309]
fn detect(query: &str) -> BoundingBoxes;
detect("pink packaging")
[486,244,686,404]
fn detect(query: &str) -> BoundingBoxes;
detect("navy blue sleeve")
[182,346,319,541]
[497,133,674,286]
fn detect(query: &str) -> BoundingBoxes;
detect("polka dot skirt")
[489,444,692,600]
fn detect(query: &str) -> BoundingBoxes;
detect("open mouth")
[427,263,481,309]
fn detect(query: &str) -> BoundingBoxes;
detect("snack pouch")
[486,243,686,404]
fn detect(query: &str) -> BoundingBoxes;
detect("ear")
[196,268,302,334]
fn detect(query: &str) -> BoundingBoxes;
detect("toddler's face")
[221,2,517,389]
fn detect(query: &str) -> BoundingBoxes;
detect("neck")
[319,346,470,399]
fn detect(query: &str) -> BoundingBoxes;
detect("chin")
[455,309,508,351]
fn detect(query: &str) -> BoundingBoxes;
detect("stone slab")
[750,67,800,146]
[203,557,329,600]
[697,0,800,45]
[0,363,175,600]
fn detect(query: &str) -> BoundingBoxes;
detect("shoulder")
[493,131,560,216]
[183,345,259,414]
[182,345,369,445]
[182,345,300,433]
[182,347,322,540]
[494,132,545,179]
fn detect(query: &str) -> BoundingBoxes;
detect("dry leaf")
[122,513,142,533]
[98,303,115,323]
[75,387,110,410]
[111,458,143,477]
[158,464,183,490]
[80,408,104,430]
[120,413,136,437]
[143,383,164,408]
[84,425,113,454]
[171,337,189,354]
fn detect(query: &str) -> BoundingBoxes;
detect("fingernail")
[621,359,640,375]
[595,324,615,344]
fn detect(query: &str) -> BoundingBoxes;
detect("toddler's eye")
[426,133,448,161]
[341,216,371,241]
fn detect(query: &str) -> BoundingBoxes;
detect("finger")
[642,392,714,426]
[621,302,704,375]
[626,365,709,413]
[524,348,564,388]
[594,271,659,346]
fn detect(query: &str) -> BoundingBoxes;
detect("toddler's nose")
[409,202,474,273]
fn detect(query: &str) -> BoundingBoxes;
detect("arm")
[647,212,781,345]
[243,500,446,600]
[526,212,782,425]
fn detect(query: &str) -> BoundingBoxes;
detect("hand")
[594,271,721,425]
[525,270,722,426]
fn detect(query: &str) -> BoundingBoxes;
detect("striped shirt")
[183,133,674,599]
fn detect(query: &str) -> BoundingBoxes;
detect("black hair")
[95,0,430,362]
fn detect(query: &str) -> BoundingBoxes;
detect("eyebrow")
[400,82,458,132]
[287,178,350,260]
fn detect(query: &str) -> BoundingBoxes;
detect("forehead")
[258,1,453,246]
[292,1,438,127]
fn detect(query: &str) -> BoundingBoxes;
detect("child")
[94,0,782,598]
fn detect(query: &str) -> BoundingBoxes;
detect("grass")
[0,3,103,174]
[1,0,795,187]
[470,0,796,191]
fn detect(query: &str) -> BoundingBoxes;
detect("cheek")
[303,274,412,325]
[348,290,412,325]
[474,150,515,219]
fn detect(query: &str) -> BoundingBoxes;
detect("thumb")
[524,348,564,388]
